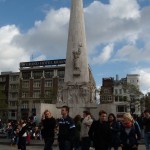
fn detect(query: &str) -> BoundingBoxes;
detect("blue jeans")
[44,137,54,150]
[144,132,150,150]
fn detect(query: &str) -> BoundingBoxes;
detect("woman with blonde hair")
[120,113,141,150]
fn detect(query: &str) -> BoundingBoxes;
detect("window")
[123,89,126,93]
[45,80,52,87]
[22,92,29,98]
[10,84,18,89]
[9,101,17,106]
[22,81,29,88]
[115,96,118,102]
[107,96,112,101]
[119,89,122,94]
[119,96,123,102]
[58,70,65,78]
[117,105,127,112]
[100,96,105,102]
[10,93,18,98]
[22,72,31,79]
[0,77,6,82]
[22,102,28,109]
[33,90,40,98]
[11,110,16,117]
[10,76,19,81]
[130,80,134,83]
[104,89,109,94]
[45,71,54,78]
[33,71,42,79]
[115,89,118,95]
[33,81,41,87]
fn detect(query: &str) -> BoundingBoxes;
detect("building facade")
[100,74,141,118]
[1,59,96,120]
[8,72,19,121]
[19,59,65,119]
[0,72,10,121]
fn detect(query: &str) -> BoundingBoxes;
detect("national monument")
[56,0,97,116]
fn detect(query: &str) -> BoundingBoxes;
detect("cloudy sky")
[0,0,150,93]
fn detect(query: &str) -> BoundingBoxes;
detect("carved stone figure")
[72,43,82,70]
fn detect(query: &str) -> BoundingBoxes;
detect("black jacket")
[58,115,75,142]
[41,117,56,139]
[142,117,150,133]
[109,121,121,147]
[89,120,111,150]
[120,122,141,148]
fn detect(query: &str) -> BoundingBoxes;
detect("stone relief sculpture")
[72,43,82,70]
[67,84,81,104]
[80,85,90,103]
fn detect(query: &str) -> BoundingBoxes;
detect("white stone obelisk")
[64,0,89,83]
[57,0,97,116]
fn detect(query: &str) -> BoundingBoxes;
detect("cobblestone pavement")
[0,137,146,150]
[0,144,146,150]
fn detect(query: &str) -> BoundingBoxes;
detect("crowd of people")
[0,106,150,150]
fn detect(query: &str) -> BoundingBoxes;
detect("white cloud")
[131,68,150,94]
[109,0,140,19]
[84,1,141,54]
[12,8,70,59]
[91,44,114,65]
[0,25,30,72]
[0,0,150,92]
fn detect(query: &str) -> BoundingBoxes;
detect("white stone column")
[64,0,89,83]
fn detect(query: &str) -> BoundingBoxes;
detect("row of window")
[100,96,127,102]
[22,90,53,98]
[10,76,19,82]
[101,96,113,101]
[114,89,126,95]
[22,79,64,88]
[10,84,19,89]
[117,105,127,112]
[102,88,127,95]
[0,77,6,82]
[22,70,65,79]
[8,101,39,109]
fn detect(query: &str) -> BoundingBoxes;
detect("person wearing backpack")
[120,113,141,150]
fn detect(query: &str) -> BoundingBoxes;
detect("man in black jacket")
[41,110,56,150]
[89,110,111,150]
[58,106,76,150]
